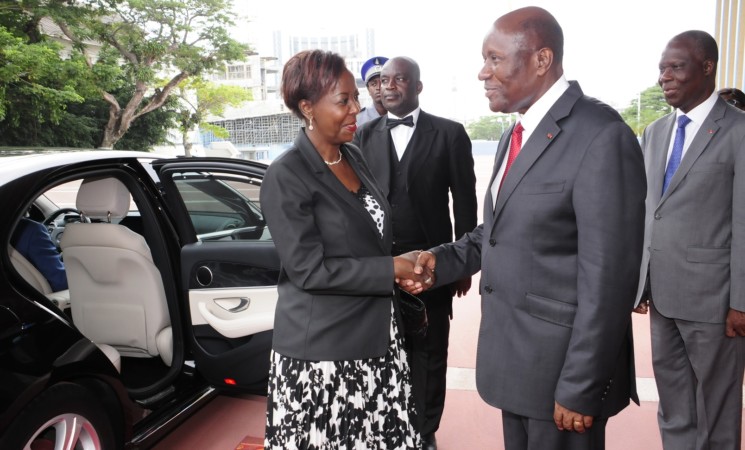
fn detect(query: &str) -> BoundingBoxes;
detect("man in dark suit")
[633,30,745,449]
[353,56,477,449]
[407,7,645,449]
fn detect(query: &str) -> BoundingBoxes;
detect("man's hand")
[394,251,433,294]
[725,308,745,337]
[415,251,436,278]
[553,401,593,433]
[451,276,471,297]
[633,300,649,314]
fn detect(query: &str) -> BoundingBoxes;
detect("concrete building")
[202,28,377,161]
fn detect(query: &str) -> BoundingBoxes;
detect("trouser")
[502,410,608,450]
[650,302,745,450]
[406,286,451,435]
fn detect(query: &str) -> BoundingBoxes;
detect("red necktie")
[500,122,523,190]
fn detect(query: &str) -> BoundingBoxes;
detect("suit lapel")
[366,119,393,197]
[491,83,581,221]
[295,130,389,251]
[648,114,676,207]
[406,111,436,187]
[485,130,510,218]
[659,101,725,203]
[344,144,393,251]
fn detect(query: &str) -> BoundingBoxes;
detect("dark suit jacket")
[431,82,646,420]
[12,218,68,292]
[260,129,399,361]
[353,110,477,249]
[634,98,745,322]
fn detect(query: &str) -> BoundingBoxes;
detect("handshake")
[393,250,436,295]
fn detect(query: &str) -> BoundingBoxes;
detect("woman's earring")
[308,116,314,131]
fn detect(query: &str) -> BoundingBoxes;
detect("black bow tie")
[385,116,414,129]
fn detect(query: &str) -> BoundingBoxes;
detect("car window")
[44,180,138,212]
[170,171,269,241]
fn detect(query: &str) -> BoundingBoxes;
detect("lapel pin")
[708,129,714,134]
[547,133,554,139]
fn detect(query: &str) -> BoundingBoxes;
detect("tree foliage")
[0,2,179,150]
[466,114,513,141]
[54,0,250,148]
[174,78,252,156]
[0,25,89,127]
[620,85,672,136]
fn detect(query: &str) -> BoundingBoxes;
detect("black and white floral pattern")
[355,184,384,238]
[264,305,420,449]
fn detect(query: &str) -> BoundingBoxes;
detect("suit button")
[489,239,496,246]
[654,213,661,219]
[484,285,493,293]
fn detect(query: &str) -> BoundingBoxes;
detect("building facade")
[203,28,377,161]
[716,0,745,90]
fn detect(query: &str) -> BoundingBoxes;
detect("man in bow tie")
[353,56,477,450]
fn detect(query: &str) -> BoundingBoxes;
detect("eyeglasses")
[726,98,741,107]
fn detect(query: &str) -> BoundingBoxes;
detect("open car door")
[153,158,279,393]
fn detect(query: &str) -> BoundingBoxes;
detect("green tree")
[466,114,512,141]
[620,85,672,136]
[49,0,250,148]
[174,78,252,157]
[0,25,90,128]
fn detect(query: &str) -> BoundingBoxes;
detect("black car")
[0,150,280,449]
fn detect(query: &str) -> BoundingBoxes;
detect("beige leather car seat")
[61,177,172,367]
[9,244,122,372]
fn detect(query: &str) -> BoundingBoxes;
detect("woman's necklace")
[324,151,343,166]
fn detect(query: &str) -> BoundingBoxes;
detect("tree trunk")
[182,129,193,157]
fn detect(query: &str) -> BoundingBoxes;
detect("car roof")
[0,150,171,185]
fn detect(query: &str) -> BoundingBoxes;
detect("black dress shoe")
[422,433,437,450]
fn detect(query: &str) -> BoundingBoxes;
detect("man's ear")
[703,59,715,77]
[535,47,554,76]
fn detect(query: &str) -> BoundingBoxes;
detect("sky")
[230,0,717,123]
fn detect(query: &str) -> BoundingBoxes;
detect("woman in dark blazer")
[261,50,424,450]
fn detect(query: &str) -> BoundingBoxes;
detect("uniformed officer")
[357,56,388,125]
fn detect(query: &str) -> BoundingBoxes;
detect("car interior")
[62,177,173,371]
[9,173,180,399]
[9,163,278,401]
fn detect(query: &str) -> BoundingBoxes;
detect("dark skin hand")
[726,308,745,337]
[636,301,745,338]
[451,277,472,297]
[393,254,430,291]
[554,401,593,433]
[396,250,435,294]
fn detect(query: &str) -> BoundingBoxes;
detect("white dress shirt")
[388,107,421,161]
[664,91,717,166]
[490,76,571,208]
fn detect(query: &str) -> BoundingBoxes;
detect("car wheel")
[0,382,117,450]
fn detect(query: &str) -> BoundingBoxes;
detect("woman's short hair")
[281,50,348,120]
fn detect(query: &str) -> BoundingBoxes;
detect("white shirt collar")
[676,91,718,124]
[387,107,421,124]
[517,75,570,143]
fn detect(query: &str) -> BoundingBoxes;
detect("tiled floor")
[152,283,745,450]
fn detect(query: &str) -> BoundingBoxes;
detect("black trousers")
[405,285,452,436]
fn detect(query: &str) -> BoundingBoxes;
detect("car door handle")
[197,301,274,338]
[214,297,250,313]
